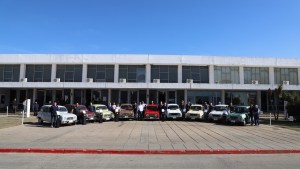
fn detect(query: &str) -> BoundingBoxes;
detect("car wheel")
[55,119,61,128]
[242,119,247,126]
[82,117,87,125]
[38,118,43,125]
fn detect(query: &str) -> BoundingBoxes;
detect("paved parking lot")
[0,120,300,150]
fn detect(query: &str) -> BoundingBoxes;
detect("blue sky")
[0,0,300,58]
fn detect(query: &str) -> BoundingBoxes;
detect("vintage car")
[185,104,204,121]
[227,106,250,125]
[65,104,96,124]
[37,105,77,127]
[208,104,229,122]
[119,104,134,119]
[92,104,114,121]
[144,104,160,120]
[166,104,182,120]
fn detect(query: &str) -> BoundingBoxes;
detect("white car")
[37,105,77,127]
[185,104,204,121]
[208,104,229,122]
[166,104,182,119]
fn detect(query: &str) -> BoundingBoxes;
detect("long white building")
[0,54,300,111]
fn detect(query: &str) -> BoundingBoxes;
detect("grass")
[0,114,37,129]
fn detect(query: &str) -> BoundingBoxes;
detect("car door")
[44,107,51,122]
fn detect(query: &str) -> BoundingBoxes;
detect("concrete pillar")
[269,67,275,86]
[70,89,74,104]
[114,64,119,83]
[184,89,188,103]
[20,64,26,80]
[178,65,182,83]
[52,90,56,102]
[239,66,244,84]
[257,91,261,109]
[298,68,300,85]
[33,88,37,102]
[146,89,149,104]
[108,89,111,104]
[82,64,87,82]
[146,64,151,83]
[209,65,214,84]
[221,90,225,104]
[51,64,57,82]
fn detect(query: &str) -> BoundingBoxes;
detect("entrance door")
[37,90,44,106]
[158,91,166,103]
[168,91,176,104]
[120,91,128,103]
[129,91,138,104]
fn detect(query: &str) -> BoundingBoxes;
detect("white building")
[0,54,299,111]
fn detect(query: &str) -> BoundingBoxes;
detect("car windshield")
[190,106,202,111]
[147,106,158,111]
[233,107,249,114]
[168,105,179,110]
[121,105,133,110]
[96,106,108,110]
[214,106,227,111]
[58,107,67,112]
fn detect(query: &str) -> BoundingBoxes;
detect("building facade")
[0,54,300,111]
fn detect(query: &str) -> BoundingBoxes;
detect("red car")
[144,104,160,120]
[65,104,96,124]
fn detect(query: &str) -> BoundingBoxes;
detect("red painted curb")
[1,148,300,155]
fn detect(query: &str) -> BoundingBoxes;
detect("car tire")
[55,119,61,128]
[82,117,87,125]
[38,118,43,125]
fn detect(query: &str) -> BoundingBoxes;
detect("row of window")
[0,64,299,85]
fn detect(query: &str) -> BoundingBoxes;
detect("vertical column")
[209,65,214,84]
[70,89,74,104]
[20,64,26,81]
[146,64,151,83]
[184,89,188,103]
[257,91,261,109]
[146,89,149,104]
[221,90,225,104]
[52,90,56,102]
[114,64,119,83]
[82,64,87,82]
[33,88,37,102]
[239,66,244,84]
[178,65,182,83]
[298,68,300,85]
[51,64,57,82]
[108,89,111,104]
[269,67,275,86]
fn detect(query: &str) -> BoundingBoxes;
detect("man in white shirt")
[138,102,144,120]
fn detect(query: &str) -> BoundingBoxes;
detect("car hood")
[210,111,225,115]
[145,110,159,115]
[120,110,133,114]
[57,111,77,117]
[229,112,247,117]
[167,109,181,113]
[187,110,204,115]
[96,110,112,115]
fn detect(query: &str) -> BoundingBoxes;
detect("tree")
[269,84,283,120]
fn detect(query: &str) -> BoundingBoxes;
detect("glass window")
[274,68,298,85]
[118,65,145,83]
[0,65,20,82]
[214,66,239,84]
[244,67,269,84]
[25,65,51,82]
[151,65,178,83]
[56,65,82,82]
[182,66,209,83]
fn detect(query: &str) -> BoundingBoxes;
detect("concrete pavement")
[0,120,300,153]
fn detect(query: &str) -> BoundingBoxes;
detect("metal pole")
[22,110,24,125]
[6,106,8,117]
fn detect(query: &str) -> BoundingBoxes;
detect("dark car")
[65,104,96,125]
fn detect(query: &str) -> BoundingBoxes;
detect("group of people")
[249,104,260,126]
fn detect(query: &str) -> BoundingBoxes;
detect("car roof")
[42,105,66,108]
[147,104,158,106]
[215,104,228,107]
[234,106,250,108]
[121,103,132,106]
[191,104,203,107]
[168,104,179,106]
[92,104,107,107]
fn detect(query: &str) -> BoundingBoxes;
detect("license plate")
[125,116,128,118]
[214,118,218,121]
[173,117,176,119]
[69,120,73,123]
[191,117,195,120]
[231,120,235,123]
[150,117,153,119]
[90,118,94,120]
[106,118,110,120]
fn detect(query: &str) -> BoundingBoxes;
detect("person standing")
[12,98,17,113]
[33,101,39,116]
[253,105,260,126]
[138,102,144,120]
[180,100,186,120]
[161,102,167,122]
[133,102,137,120]
[248,104,254,125]
[50,101,58,128]
[114,104,120,122]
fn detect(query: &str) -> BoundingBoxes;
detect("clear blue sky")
[0,0,300,58]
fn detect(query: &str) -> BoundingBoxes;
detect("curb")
[1,148,300,155]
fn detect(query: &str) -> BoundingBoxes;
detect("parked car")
[144,104,160,120]
[92,104,114,121]
[166,104,182,120]
[208,104,229,123]
[37,105,77,127]
[185,104,204,121]
[227,106,250,126]
[119,104,134,119]
[65,104,96,124]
